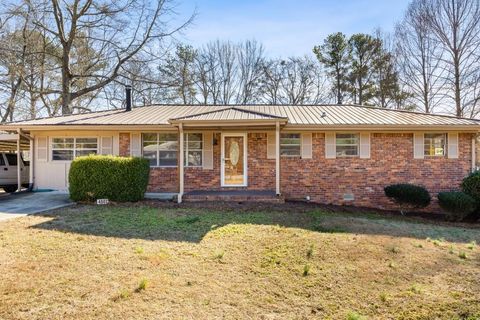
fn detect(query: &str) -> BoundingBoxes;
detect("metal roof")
[2,104,479,128]
[169,107,287,122]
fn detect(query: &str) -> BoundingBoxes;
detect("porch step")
[183,190,284,203]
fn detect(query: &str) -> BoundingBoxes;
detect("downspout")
[29,135,34,190]
[17,128,21,192]
[275,121,280,195]
[178,123,184,203]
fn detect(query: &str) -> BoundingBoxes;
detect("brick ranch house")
[1,100,480,211]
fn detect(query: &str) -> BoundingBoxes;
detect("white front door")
[221,133,247,187]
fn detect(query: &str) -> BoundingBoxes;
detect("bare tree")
[17,0,193,115]
[0,2,59,121]
[193,50,212,105]
[260,59,286,104]
[235,39,265,104]
[396,0,446,113]
[214,40,238,104]
[280,56,325,105]
[425,0,480,117]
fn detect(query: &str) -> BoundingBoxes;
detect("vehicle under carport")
[0,131,32,193]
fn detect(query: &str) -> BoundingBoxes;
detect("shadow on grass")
[31,202,480,243]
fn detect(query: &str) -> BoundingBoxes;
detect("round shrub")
[69,155,150,202]
[384,184,431,211]
[461,170,480,203]
[438,192,477,221]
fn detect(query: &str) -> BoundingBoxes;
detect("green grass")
[136,278,148,292]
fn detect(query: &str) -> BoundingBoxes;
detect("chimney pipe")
[125,85,132,112]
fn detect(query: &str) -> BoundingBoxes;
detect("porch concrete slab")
[0,191,73,222]
[183,190,283,203]
[185,190,277,196]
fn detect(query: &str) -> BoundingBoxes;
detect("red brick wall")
[120,130,473,211]
[147,168,178,193]
[280,132,473,211]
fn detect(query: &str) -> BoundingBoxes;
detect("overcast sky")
[176,0,411,57]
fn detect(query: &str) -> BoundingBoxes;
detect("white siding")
[32,131,120,191]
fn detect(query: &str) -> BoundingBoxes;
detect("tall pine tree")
[313,32,350,104]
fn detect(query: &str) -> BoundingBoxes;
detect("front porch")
[169,107,288,203]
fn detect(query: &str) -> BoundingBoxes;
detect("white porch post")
[472,135,477,172]
[275,121,280,195]
[17,128,21,192]
[178,123,184,203]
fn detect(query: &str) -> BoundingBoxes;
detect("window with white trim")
[424,133,446,156]
[280,133,301,156]
[336,133,359,157]
[184,133,203,167]
[51,137,98,161]
[142,133,178,167]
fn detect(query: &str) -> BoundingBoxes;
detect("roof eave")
[1,122,478,132]
[283,124,480,132]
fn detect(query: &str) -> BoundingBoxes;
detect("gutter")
[1,124,479,132]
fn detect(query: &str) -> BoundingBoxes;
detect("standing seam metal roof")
[2,104,479,127]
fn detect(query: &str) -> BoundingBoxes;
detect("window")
[424,133,446,156]
[52,137,98,161]
[185,133,203,167]
[336,133,359,157]
[142,133,178,167]
[280,133,301,156]
[0,155,5,166]
[5,154,18,166]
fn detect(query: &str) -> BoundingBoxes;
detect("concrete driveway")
[0,192,73,222]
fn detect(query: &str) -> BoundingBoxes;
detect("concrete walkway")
[0,191,73,222]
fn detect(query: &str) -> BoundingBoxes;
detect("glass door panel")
[223,136,245,186]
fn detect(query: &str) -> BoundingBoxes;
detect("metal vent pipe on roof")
[125,85,132,112]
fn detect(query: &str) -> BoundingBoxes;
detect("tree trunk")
[61,50,72,115]
[358,76,363,105]
[61,76,72,115]
[453,54,462,117]
[336,65,342,104]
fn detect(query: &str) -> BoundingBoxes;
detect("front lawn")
[1,203,479,319]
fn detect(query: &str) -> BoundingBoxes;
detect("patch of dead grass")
[0,203,479,319]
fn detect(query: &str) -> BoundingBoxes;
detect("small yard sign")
[96,199,109,205]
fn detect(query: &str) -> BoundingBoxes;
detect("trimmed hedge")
[438,191,477,221]
[384,184,431,210]
[69,155,150,202]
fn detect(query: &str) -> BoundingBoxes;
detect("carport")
[0,130,33,192]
